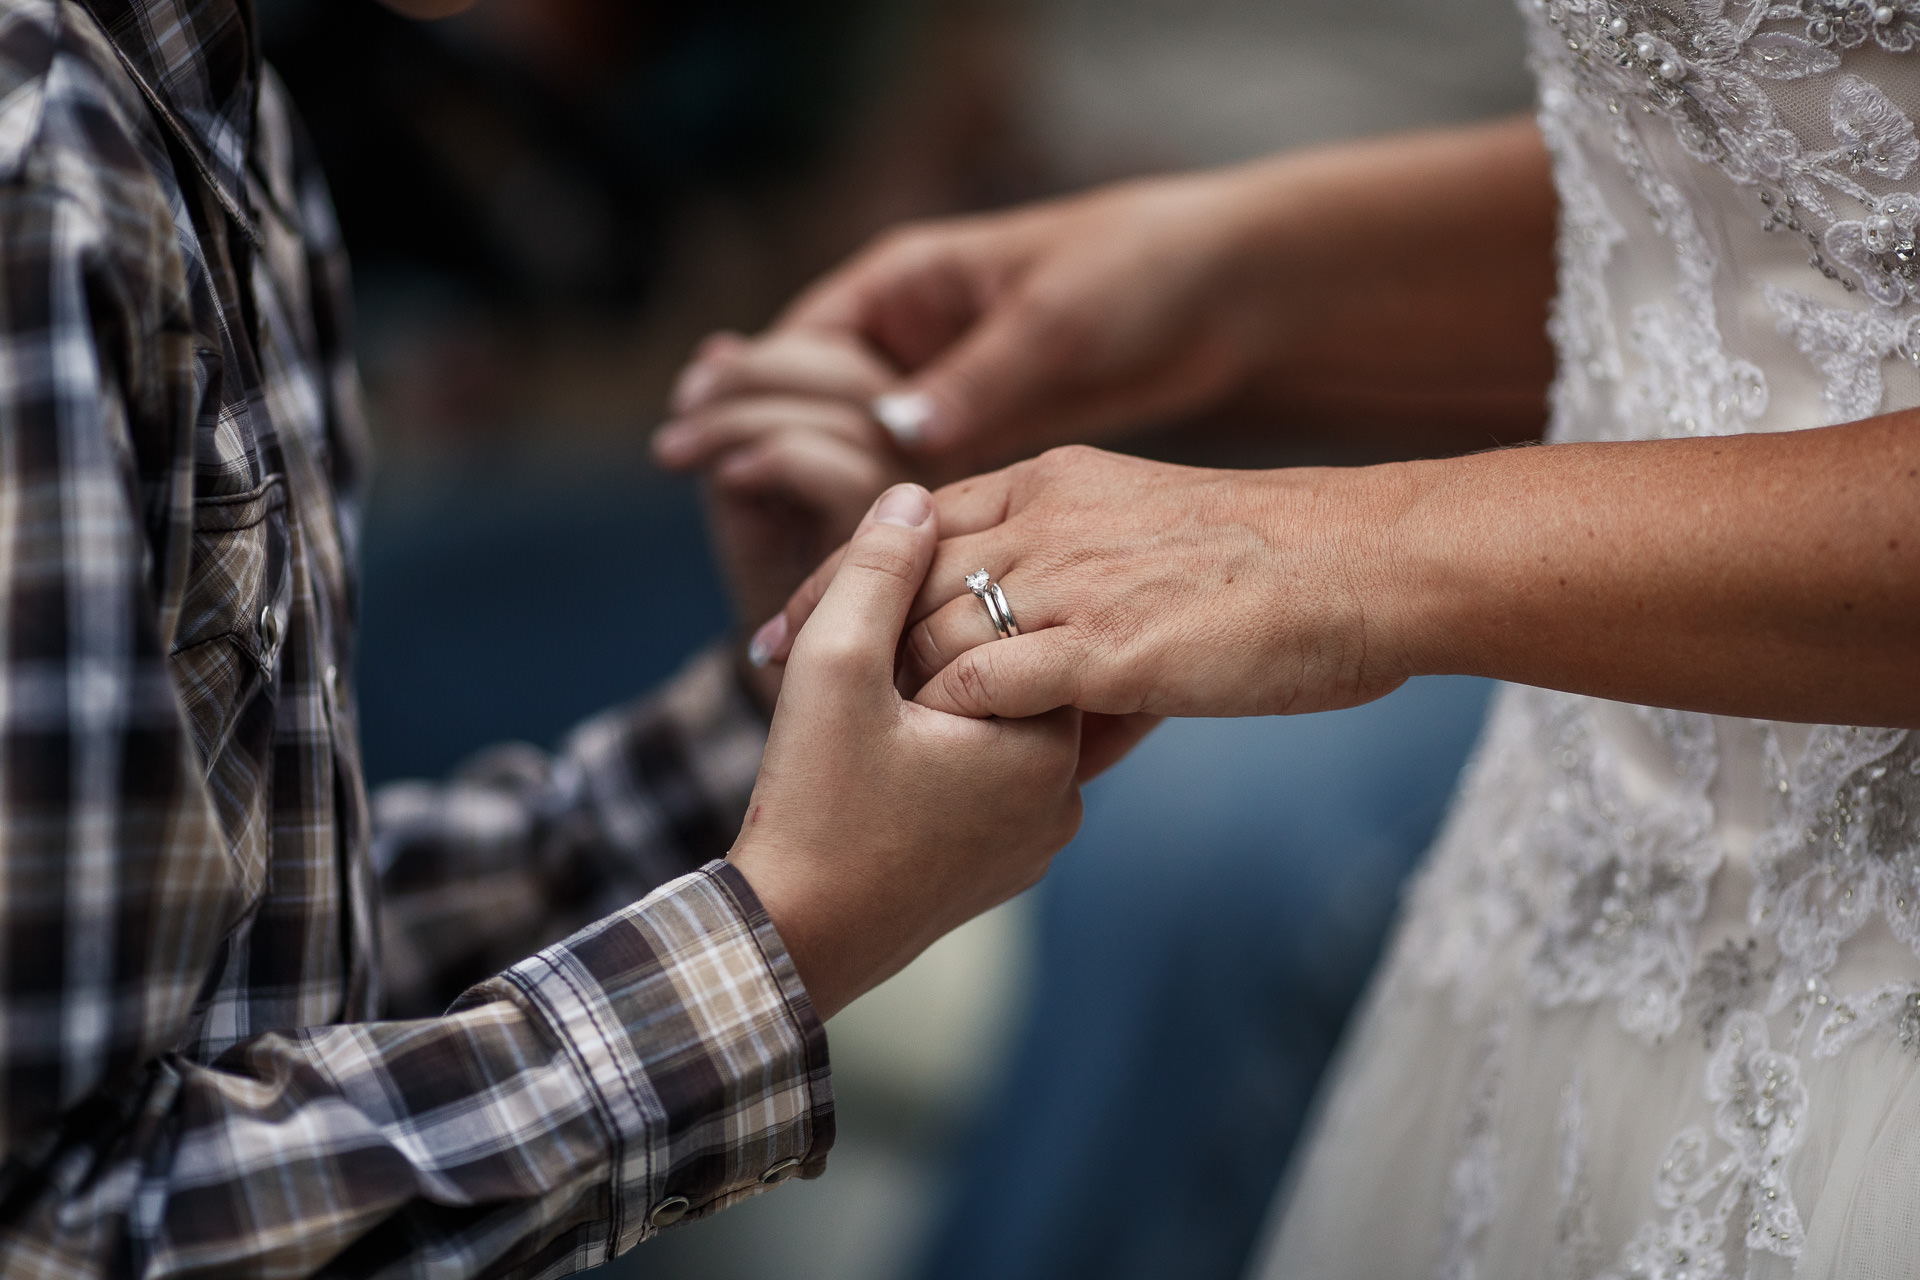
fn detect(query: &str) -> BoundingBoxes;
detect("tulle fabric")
[1253,694,1920,1278]
[1255,952,1920,1278]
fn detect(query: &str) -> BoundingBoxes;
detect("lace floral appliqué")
[1526,701,1723,1041]
[1438,1009,1510,1280]
[1812,981,1920,1055]
[1531,0,1920,417]
[1600,1012,1808,1278]
[1765,284,1920,420]
[1752,728,1920,999]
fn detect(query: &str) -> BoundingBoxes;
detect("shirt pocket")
[169,474,292,788]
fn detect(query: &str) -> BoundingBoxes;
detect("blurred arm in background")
[662,116,1557,478]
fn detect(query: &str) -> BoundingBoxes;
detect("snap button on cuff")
[758,1158,804,1185]
[649,1196,691,1228]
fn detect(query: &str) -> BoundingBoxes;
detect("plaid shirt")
[0,1,831,1275]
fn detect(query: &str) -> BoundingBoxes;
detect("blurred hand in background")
[656,331,1167,780]
[667,122,1554,484]
[654,328,919,708]
[670,169,1279,474]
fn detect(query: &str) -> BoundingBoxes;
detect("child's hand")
[728,484,1083,1018]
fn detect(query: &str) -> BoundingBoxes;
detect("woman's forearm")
[1366,417,1920,726]
[767,427,1911,733]
[1217,117,1559,444]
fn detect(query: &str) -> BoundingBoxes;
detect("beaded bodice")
[1528,0,1920,440]
[1388,3,1920,1276]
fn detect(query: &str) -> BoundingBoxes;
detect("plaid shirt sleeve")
[373,648,775,1018]
[0,8,831,1275]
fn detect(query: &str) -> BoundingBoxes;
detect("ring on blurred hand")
[966,569,1020,639]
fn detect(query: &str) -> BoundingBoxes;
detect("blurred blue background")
[355,460,728,786]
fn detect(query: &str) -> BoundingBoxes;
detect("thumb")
[874,303,1058,454]
[786,484,937,687]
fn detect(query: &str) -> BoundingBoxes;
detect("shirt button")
[758,1158,804,1186]
[649,1196,691,1229]
[258,603,279,651]
[324,664,339,700]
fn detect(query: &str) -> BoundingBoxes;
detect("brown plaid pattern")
[0,2,830,1274]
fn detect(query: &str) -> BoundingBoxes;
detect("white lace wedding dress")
[1252,3,1920,1277]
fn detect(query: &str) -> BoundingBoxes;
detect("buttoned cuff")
[500,860,833,1251]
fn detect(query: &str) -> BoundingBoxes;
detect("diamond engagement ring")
[966,569,1020,639]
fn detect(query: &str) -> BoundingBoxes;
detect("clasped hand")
[758,445,1415,736]
[728,483,1084,1021]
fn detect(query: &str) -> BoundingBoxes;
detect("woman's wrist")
[1364,453,1485,684]
[1238,459,1432,708]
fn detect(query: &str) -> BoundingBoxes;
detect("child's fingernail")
[873,483,932,528]
[873,391,933,447]
[749,615,788,667]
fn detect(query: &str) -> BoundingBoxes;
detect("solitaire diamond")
[966,570,991,594]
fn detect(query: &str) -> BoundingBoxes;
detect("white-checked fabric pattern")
[0,2,829,1275]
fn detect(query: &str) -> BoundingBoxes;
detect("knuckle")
[905,620,948,680]
[1037,443,1098,472]
[701,345,748,389]
[843,535,921,586]
[1023,296,1097,371]
[874,221,928,252]
[804,632,866,678]
[874,222,947,272]
[950,646,1001,710]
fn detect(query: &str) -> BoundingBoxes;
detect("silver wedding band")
[966,569,1020,639]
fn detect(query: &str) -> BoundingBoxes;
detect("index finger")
[778,228,984,374]
[752,542,847,669]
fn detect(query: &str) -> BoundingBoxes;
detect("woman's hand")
[756,445,1414,725]
[761,423,1920,736]
[672,170,1282,470]
[727,483,1085,1020]
[670,120,1558,471]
